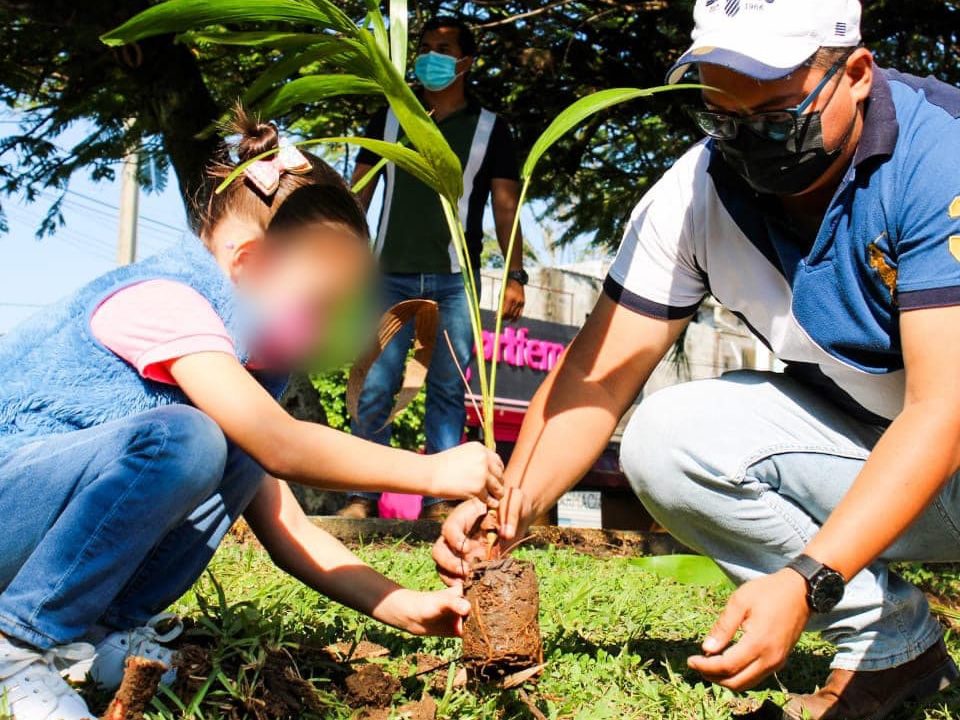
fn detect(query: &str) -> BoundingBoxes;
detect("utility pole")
[116,121,139,266]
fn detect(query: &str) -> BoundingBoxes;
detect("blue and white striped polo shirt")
[605,68,960,423]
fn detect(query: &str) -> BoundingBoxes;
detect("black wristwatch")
[786,554,846,613]
[507,269,529,286]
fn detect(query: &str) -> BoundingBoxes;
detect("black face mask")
[716,112,847,196]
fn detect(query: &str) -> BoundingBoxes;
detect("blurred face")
[239,223,373,371]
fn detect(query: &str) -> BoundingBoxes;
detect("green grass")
[121,542,960,719]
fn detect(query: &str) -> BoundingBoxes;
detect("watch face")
[811,571,845,613]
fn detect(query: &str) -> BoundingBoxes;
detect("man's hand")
[501,279,525,322]
[498,486,532,542]
[433,498,490,585]
[688,569,811,691]
[428,443,504,507]
[377,586,472,637]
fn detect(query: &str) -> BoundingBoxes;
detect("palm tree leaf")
[352,156,389,194]
[521,84,705,179]
[242,44,366,107]
[630,555,733,588]
[177,30,323,48]
[364,1,390,56]
[256,75,382,119]
[215,137,440,196]
[101,0,356,46]
[389,0,409,76]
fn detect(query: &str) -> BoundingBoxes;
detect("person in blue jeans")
[353,271,480,454]
[343,16,526,520]
[0,113,502,720]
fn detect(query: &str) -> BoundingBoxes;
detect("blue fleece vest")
[0,236,288,459]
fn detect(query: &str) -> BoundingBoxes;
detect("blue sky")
[0,159,191,333]
[0,116,598,333]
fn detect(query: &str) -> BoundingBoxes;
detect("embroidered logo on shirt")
[950,196,960,220]
[867,239,897,300]
[950,236,960,263]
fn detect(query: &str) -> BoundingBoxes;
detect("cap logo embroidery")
[835,22,848,36]
[724,0,741,16]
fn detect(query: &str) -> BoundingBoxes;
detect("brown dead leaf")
[324,640,390,663]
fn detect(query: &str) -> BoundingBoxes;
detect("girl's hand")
[428,443,504,506]
[379,587,472,637]
[433,498,489,585]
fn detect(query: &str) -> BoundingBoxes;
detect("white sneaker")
[65,614,182,691]
[0,635,93,720]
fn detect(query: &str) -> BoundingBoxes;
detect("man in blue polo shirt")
[434,1,960,716]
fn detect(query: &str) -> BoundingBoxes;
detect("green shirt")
[357,101,519,274]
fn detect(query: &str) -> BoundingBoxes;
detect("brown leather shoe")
[420,501,459,521]
[780,639,958,719]
[337,497,376,519]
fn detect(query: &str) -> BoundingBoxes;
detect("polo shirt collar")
[415,92,482,122]
[852,68,899,168]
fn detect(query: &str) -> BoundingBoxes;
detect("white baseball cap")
[666,0,862,84]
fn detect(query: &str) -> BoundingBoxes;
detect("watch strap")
[507,269,529,285]
[787,553,824,581]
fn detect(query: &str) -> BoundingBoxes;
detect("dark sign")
[466,310,580,405]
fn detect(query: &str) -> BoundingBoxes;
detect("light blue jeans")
[621,371,953,671]
[351,272,477,508]
[0,405,264,649]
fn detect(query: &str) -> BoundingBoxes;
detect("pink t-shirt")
[90,279,236,384]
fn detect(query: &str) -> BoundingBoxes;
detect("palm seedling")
[102,0,700,682]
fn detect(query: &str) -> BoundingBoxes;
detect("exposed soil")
[358,694,438,720]
[172,642,336,720]
[160,624,460,719]
[398,651,472,696]
[526,525,685,558]
[398,693,438,720]
[228,516,688,560]
[343,663,401,707]
[462,557,543,682]
[260,647,330,716]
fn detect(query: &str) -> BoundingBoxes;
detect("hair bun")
[229,105,280,163]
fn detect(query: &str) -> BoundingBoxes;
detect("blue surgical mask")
[414,52,463,92]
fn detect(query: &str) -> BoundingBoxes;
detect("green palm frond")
[102,0,702,450]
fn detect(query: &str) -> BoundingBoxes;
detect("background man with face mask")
[432,1,960,717]
[342,16,526,521]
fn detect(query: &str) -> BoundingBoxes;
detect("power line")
[63,188,188,234]
[5,212,116,263]
[9,194,181,260]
